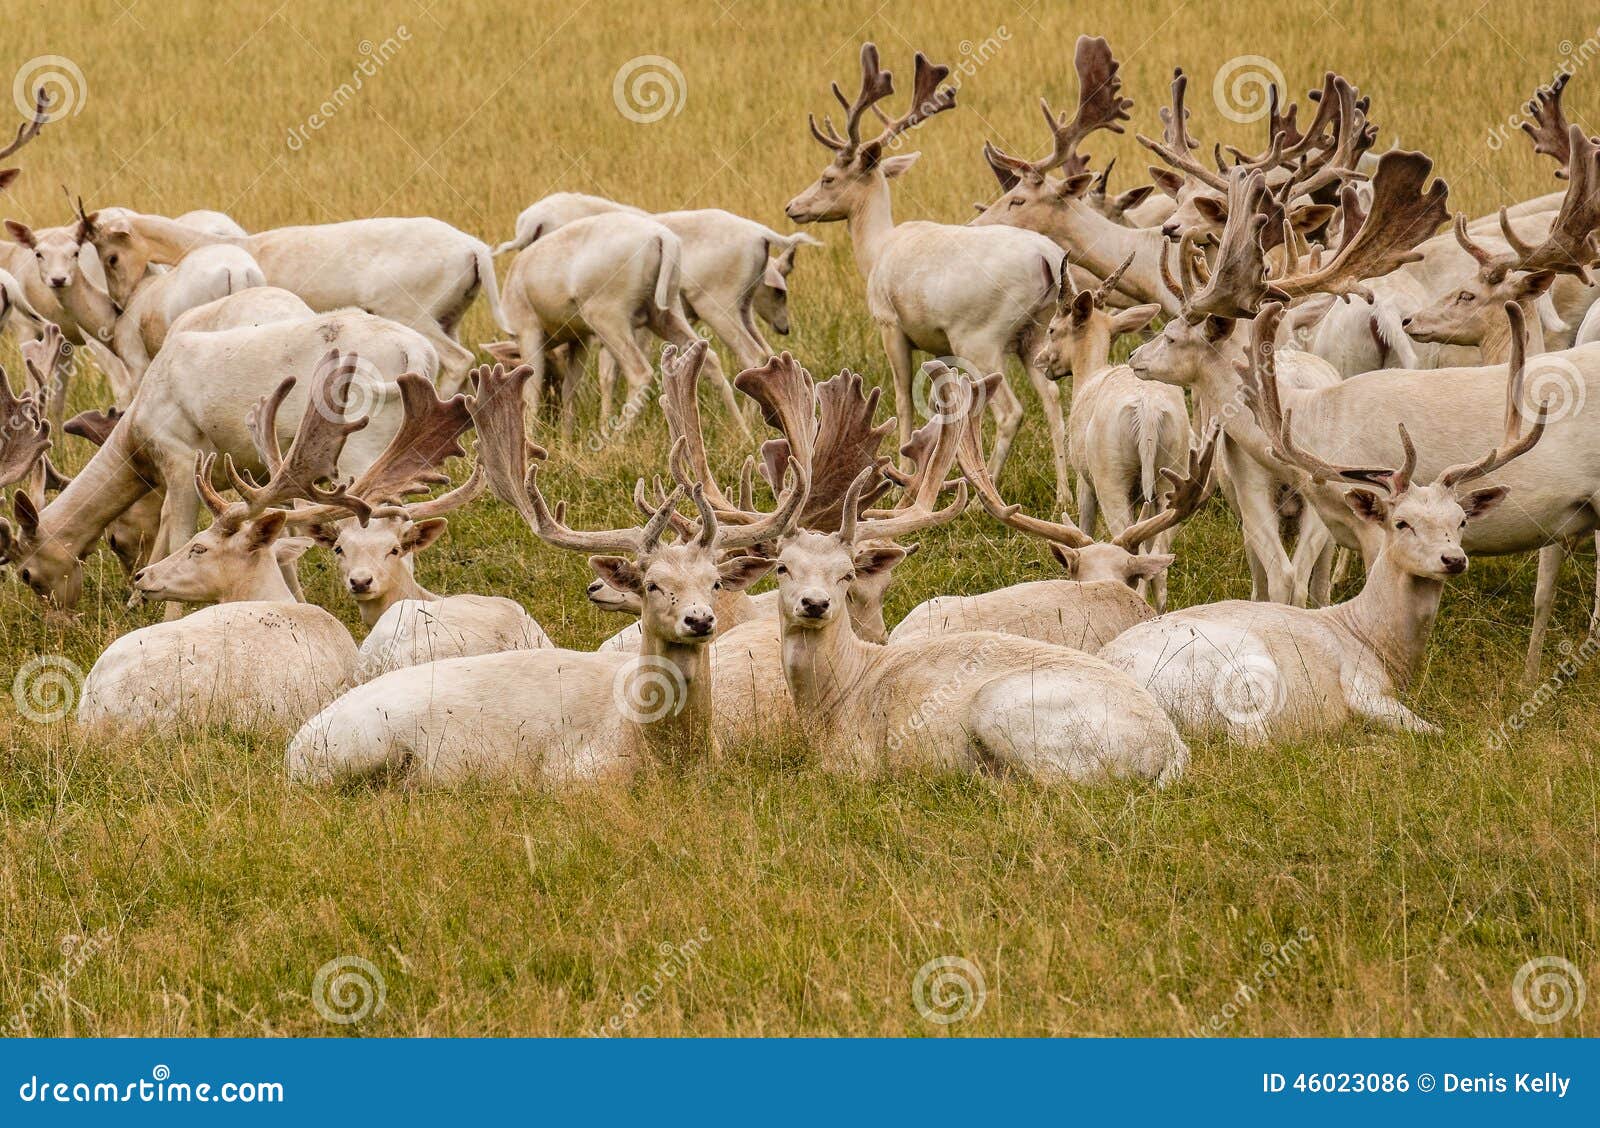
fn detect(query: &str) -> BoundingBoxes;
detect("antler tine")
[951,373,1093,549]
[1237,303,1397,491]
[713,453,810,551]
[1274,150,1450,302]
[1158,238,1186,302]
[1452,211,1503,270]
[0,87,49,166]
[247,376,296,475]
[342,371,474,506]
[522,457,668,557]
[811,41,897,157]
[1183,169,1288,321]
[988,36,1130,178]
[1497,207,1536,260]
[465,360,545,525]
[802,368,894,531]
[1093,251,1137,308]
[0,364,49,491]
[1436,303,1550,487]
[1508,126,1600,280]
[1160,68,1198,153]
[1225,83,1303,167]
[864,51,957,154]
[734,350,817,486]
[657,340,744,516]
[385,462,488,523]
[191,452,233,522]
[1112,424,1221,550]
[1390,422,1418,495]
[19,324,65,404]
[1520,73,1575,176]
[1138,130,1229,192]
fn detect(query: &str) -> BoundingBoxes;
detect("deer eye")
[333,545,343,555]
[106,254,118,266]
[843,571,857,583]
[1457,290,1474,303]
[19,568,30,583]
[774,564,788,576]
[190,544,206,555]
[388,547,400,556]
[646,582,661,594]
[820,175,836,187]
[1008,197,1024,208]
[1394,519,1410,532]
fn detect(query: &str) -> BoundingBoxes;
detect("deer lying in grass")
[485,211,750,440]
[1040,254,1187,609]
[890,378,1215,647]
[78,209,504,395]
[287,345,807,785]
[0,305,437,611]
[311,365,551,678]
[785,42,1071,500]
[78,354,380,732]
[1100,303,1547,743]
[775,455,1189,784]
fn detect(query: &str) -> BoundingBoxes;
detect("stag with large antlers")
[773,449,1189,785]
[287,342,809,784]
[785,42,1073,502]
[1101,302,1547,741]
[76,353,382,733]
[0,300,438,611]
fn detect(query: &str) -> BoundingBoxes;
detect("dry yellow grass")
[0,0,1596,1036]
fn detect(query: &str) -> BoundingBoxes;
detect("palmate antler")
[1520,73,1582,177]
[983,35,1132,186]
[854,364,969,541]
[1434,303,1550,487]
[809,43,957,165]
[0,364,49,492]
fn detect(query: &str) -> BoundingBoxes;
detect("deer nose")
[47,276,68,288]
[1400,316,1414,329]
[348,574,374,594]
[682,610,715,637]
[1441,552,1467,575]
[1162,222,1179,239]
[799,595,831,618]
[586,579,607,596]
[131,568,146,585]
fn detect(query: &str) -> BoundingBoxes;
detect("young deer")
[286,345,808,785]
[775,460,1189,785]
[77,353,381,733]
[784,43,1072,502]
[1041,254,1187,609]
[890,378,1216,648]
[1099,303,1547,743]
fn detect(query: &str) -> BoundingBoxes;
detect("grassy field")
[0,0,1597,1035]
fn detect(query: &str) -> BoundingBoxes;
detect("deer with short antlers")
[891,376,1215,646]
[287,342,809,785]
[784,42,1072,502]
[1100,302,1547,743]
[77,353,379,733]
[773,428,1189,785]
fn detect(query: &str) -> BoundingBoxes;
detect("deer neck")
[1480,303,1547,362]
[1191,335,1298,475]
[358,572,437,627]
[1322,551,1444,691]
[38,425,154,556]
[1067,331,1114,409]
[55,273,118,340]
[223,558,301,605]
[845,178,896,280]
[780,612,876,720]
[633,629,716,763]
[1038,203,1176,314]
[129,214,236,264]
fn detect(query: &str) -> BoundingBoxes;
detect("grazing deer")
[0,305,438,611]
[78,353,382,732]
[76,209,504,395]
[1100,302,1547,742]
[287,343,807,785]
[486,211,751,440]
[891,380,1216,647]
[774,455,1189,785]
[59,406,163,575]
[312,367,551,678]
[785,43,1071,501]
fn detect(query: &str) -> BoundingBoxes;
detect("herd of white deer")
[0,37,1594,786]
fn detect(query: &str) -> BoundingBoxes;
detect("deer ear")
[1125,552,1175,579]
[243,510,289,551]
[1115,185,1155,210]
[1057,171,1096,200]
[1070,289,1095,324]
[13,490,39,533]
[274,536,316,565]
[589,554,643,594]
[4,219,34,247]
[1516,270,1558,299]
[1289,203,1336,235]
[1048,543,1080,572]
[1110,303,1162,336]
[852,544,908,578]
[1459,485,1510,519]
[1147,166,1185,198]
[308,522,340,547]
[1192,195,1228,226]
[402,518,448,553]
[1343,488,1388,524]
[717,554,773,591]
[876,152,921,179]
[1203,316,1233,342]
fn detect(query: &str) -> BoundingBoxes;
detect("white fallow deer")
[77,355,380,732]
[0,308,437,611]
[59,406,163,576]
[1040,254,1188,610]
[775,458,1189,784]
[312,364,551,678]
[286,344,809,785]
[1100,302,1548,743]
[890,376,1216,648]
[78,209,505,395]
[486,211,750,440]
[784,43,1072,501]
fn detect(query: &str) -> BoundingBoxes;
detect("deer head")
[3,220,87,291]
[785,43,957,223]
[71,203,145,308]
[1042,253,1161,379]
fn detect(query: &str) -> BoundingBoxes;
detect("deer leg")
[879,327,916,467]
[1526,542,1568,684]
[1290,510,1334,609]
[557,339,589,444]
[154,465,201,621]
[984,376,1025,484]
[1075,476,1099,541]
[1021,342,1070,506]
[514,328,547,433]
[1346,681,1439,735]
[597,348,618,425]
[1237,489,1295,604]
[649,307,753,440]
[587,319,654,435]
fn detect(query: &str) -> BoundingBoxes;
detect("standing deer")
[784,43,1071,501]
[1100,302,1547,742]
